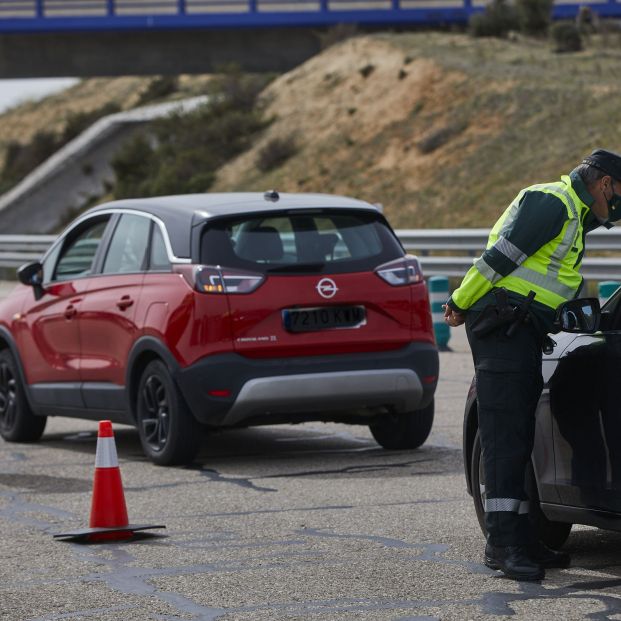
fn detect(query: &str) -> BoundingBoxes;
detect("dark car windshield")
[200,210,404,274]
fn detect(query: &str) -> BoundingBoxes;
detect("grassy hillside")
[0,75,213,147]
[212,32,621,228]
[0,74,213,171]
[3,32,621,229]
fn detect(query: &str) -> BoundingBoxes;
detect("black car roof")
[84,192,380,259]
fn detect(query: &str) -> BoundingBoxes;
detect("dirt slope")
[3,32,621,229]
[213,36,475,225]
[213,32,621,228]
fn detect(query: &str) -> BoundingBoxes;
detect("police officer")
[444,149,621,581]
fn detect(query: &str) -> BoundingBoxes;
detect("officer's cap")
[582,148,621,180]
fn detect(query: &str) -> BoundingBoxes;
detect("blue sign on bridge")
[0,0,619,32]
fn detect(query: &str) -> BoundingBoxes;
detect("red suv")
[1,192,438,465]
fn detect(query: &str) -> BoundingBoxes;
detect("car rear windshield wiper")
[267,262,325,273]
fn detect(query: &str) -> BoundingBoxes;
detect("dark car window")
[53,217,110,282]
[200,210,403,274]
[102,214,151,274]
[149,224,172,271]
[42,242,62,284]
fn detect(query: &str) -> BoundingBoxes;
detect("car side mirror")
[17,261,44,301]
[554,297,600,333]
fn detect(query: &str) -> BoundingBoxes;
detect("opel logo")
[316,278,338,299]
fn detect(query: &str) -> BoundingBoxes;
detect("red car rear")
[1,192,438,465]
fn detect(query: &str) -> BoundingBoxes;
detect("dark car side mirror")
[17,261,44,301]
[554,297,600,333]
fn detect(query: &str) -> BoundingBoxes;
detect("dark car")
[463,296,620,549]
[0,192,439,465]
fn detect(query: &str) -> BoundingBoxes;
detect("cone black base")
[53,523,165,542]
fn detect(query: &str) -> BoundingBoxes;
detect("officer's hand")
[443,304,465,327]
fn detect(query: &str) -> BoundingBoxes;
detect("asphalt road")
[2,327,621,620]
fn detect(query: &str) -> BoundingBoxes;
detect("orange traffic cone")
[54,420,165,542]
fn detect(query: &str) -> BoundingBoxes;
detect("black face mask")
[607,181,621,211]
[595,180,621,225]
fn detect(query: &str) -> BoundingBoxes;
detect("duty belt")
[470,288,536,338]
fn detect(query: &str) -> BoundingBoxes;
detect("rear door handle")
[117,296,134,311]
[64,305,77,319]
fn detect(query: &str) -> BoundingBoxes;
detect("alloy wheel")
[0,361,17,433]
[140,374,170,452]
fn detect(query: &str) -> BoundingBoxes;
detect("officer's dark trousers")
[465,311,544,547]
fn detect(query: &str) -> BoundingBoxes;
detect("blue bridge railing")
[0,0,619,31]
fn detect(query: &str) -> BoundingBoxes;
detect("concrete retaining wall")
[0,96,208,234]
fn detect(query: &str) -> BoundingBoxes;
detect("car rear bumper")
[174,342,439,427]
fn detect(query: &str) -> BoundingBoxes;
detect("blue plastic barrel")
[428,276,450,349]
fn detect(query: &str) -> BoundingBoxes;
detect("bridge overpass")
[0,0,619,76]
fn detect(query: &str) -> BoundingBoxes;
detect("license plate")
[282,306,366,332]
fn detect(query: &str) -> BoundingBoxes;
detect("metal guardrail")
[398,227,621,253]
[1,228,621,280]
[399,228,621,280]
[0,234,56,268]
[1,0,620,32]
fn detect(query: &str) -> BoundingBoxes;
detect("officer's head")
[577,148,621,223]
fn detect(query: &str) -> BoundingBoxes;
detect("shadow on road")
[36,421,464,482]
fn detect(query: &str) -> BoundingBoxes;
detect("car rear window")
[200,210,404,274]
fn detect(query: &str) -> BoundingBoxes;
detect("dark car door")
[548,326,621,513]
[78,212,150,410]
[18,214,113,409]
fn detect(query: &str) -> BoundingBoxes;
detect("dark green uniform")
[449,170,620,547]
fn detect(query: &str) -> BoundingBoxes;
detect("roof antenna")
[264,190,279,202]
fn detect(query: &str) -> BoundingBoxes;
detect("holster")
[469,289,536,339]
[470,289,515,338]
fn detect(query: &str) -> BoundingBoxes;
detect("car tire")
[369,399,434,450]
[0,349,46,442]
[471,430,572,550]
[136,359,202,466]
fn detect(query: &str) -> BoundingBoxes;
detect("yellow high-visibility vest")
[452,175,589,310]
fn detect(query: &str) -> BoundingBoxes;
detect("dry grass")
[4,32,621,230]
[212,31,621,228]
[0,74,214,166]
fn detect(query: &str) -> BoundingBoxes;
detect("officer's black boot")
[528,540,570,569]
[484,543,545,581]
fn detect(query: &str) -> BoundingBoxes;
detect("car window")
[148,224,172,271]
[53,217,110,282]
[200,210,403,274]
[42,242,61,284]
[102,214,151,274]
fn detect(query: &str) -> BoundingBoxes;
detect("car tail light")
[174,265,265,294]
[375,255,423,286]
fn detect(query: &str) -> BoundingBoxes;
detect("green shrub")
[210,69,272,113]
[516,0,553,36]
[136,76,179,106]
[359,64,375,78]
[62,102,121,142]
[0,132,57,193]
[469,0,519,38]
[256,136,298,172]
[0,101,122,195]
[551,21,583,52]
[112,72,273,199]
[417,121,468,154]
[110,135,156,198]
[576,5,597,35]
